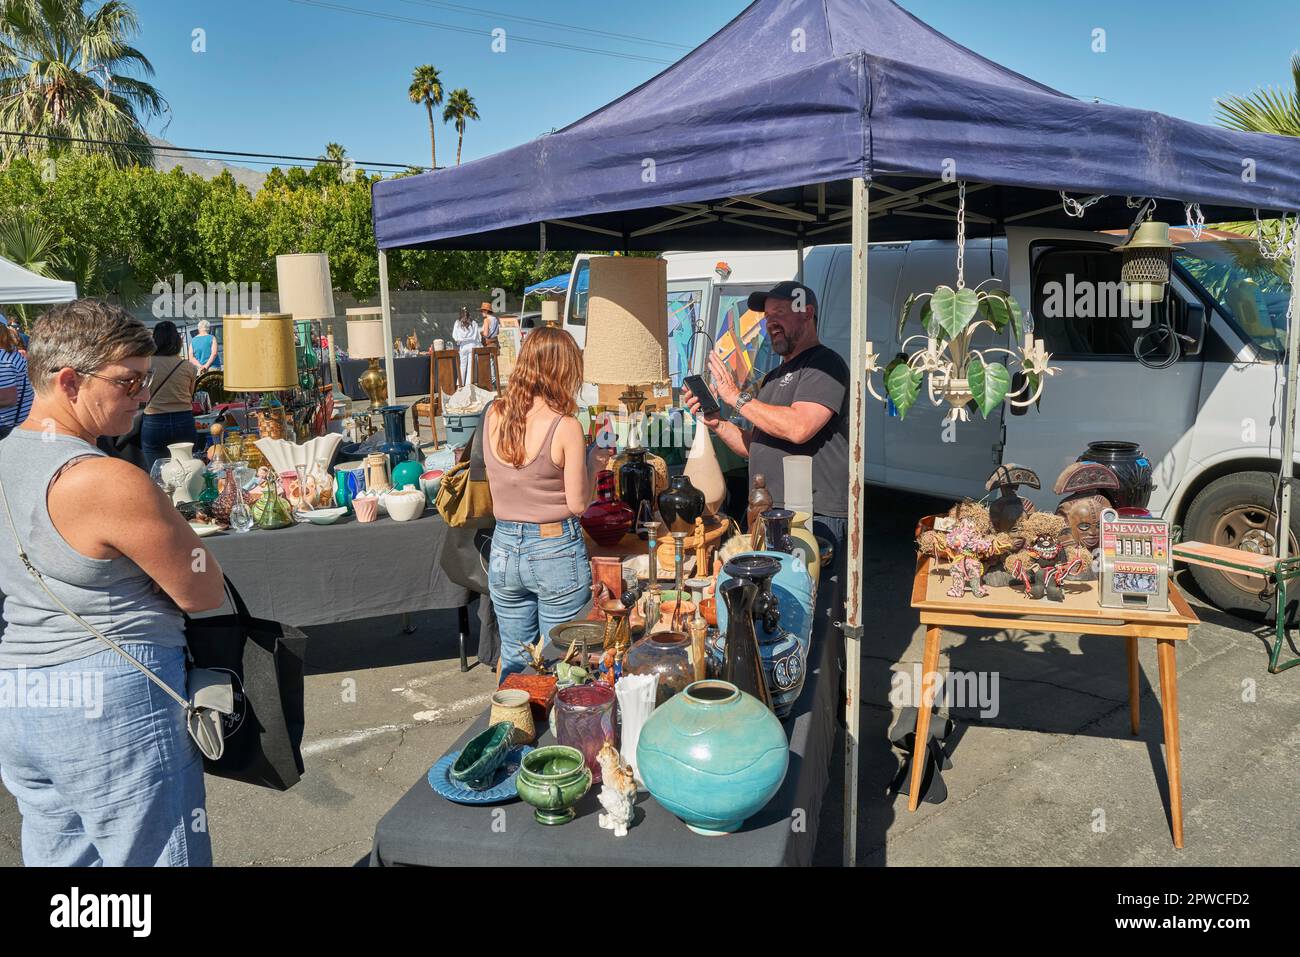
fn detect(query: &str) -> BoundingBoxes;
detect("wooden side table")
[907,556,1199,848]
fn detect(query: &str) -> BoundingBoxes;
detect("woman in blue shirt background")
[187,319,220,372]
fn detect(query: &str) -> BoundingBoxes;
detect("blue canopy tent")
[371,0,1300,862]
[524,270,588,297]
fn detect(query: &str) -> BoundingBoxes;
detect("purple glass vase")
[580,470,634,546]
[554,683,618,784]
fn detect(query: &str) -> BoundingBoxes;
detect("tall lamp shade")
[276,253,335,319]
[222,314,298,391]
[346,308,386,358]
[582,257,668,387]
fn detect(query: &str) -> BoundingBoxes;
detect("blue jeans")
[141,410,198,475]
[489,518,591,682]
[0,643,212,866]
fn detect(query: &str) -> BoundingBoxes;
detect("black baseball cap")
[747,280,818,316]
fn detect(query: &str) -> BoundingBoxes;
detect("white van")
[562,234,1293,618]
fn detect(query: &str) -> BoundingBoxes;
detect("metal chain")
[1255,209,1297,261]
[1061,191,1106,218]
[956,180,966,289]
[1184,202,1205,240]
[1122,198,1157,244]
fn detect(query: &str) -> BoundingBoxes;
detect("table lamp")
[346,307,387,412]
[541,299,561,329]
[582,256,668,444]
[222,313,299,454]
[276,252,338,413]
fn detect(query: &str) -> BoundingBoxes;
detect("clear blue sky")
[132,0,1300,172]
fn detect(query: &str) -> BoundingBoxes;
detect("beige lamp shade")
[346,316,387,360]
[541,299,561,327]
[276,253,335,319]
[582,257,668,385]
[222,314,298,391]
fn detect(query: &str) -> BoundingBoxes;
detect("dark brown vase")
[1076,441,1153,510]
[618,448,656,522]
[761,508,796,554]
[719,554,782,711]
[210,464,251,526]
[657,474,706,536]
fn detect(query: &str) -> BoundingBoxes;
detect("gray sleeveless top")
[0,428,185,667]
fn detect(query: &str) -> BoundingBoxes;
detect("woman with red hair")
[483,328,593,680]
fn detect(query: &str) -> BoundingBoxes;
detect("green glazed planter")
[449,722,516,791]
[515,745,592,825]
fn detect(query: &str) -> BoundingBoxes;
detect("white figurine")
[595,740,637,837]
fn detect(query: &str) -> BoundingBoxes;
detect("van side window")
[567,259,589,327]
[1031,245,1191,359]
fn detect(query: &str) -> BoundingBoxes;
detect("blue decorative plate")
[428,744,533,804]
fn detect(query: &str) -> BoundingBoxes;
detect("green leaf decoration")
[897,293,918,339]
[929,285,979,341]
[1007,294,1025,344]
[885,361,923,420]
[967,357,1011,418]
[1026,372,1041,409]
[982,292,1012,332]
[919,299,934,338]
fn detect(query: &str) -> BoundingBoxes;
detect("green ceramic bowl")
[515,745,592,825]
[449,722,516,790]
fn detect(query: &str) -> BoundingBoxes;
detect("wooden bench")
[1172,541,1300,673]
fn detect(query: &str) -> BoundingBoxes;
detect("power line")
[0,130,427,170]
[285,0,677,65]
[398,0,692,51]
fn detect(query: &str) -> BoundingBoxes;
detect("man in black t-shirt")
[683,280,850,620]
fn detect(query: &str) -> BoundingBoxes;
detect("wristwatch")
[734,390,754,412]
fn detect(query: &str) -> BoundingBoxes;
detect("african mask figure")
[1056,493,1109,551]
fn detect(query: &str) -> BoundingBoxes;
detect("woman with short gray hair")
[0,299,227,866]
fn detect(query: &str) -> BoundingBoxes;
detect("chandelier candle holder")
[864,182,1058,426]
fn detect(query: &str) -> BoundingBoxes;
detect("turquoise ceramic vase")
[637,680,789,835]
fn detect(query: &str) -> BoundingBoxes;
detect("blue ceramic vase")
[378,405,418,473]
[637,680,789,835]
[711,550,813,717]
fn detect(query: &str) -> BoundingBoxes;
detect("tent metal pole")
[796,233,805,283]
[378,249,397,407]
[1278,245,1300,563]
[843,177,869,867]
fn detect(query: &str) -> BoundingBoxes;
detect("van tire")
[1182,471,1295,621]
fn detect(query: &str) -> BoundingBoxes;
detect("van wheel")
[1182,471,1298,621]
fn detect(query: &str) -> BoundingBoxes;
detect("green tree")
[0,0,167,167]
[442,88,479,166]
[0,207,61,326]
[1214,54,1300,248]
[408,64,444,169]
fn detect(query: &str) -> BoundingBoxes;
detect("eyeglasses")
[75,368,154,398]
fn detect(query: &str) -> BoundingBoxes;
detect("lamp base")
[359,357,387,412]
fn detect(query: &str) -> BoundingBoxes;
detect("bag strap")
[468,400,493,483]
[0,472,194,714]
[150,356,185,399]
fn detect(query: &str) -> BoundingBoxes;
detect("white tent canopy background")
[0,255,77,306]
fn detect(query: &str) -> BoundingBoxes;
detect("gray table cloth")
[201,512,470,627]
[368,578,843,867]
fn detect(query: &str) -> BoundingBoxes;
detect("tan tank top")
[484,409,572,523]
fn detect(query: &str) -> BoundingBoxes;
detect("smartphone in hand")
[683,374,721,417]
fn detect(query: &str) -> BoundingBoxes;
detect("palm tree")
[319,141,347,181]
[442,88,480,166]
[1216,52,1300,137]
[0,0,167,168]
[408,64,444,169]
[0,210,62,327]
[1214,54,1300,247]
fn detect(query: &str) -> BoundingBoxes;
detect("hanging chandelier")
[863,182,1058,424]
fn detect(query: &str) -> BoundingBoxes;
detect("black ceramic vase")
[657,474,707,536]
[1076,441,1153,510]
[618,447,656,521]
[719,580,769,709]
[761,508,796,554]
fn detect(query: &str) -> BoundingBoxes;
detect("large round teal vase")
[637,680,789,835]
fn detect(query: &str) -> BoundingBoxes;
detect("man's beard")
[770,331,793,356]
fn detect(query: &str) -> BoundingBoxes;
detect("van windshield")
[1176,238,1293,359]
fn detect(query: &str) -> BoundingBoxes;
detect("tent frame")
[375,181,1300,865]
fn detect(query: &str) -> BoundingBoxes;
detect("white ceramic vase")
[164,442,206,504]
[683,415,726,516]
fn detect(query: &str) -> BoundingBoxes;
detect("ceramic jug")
[163,442,207,504]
